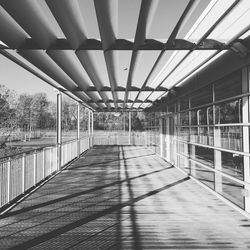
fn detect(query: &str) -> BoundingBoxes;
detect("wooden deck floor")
[0,146,250,249]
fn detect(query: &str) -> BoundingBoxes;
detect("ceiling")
[0,0,250,111]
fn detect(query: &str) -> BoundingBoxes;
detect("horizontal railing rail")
[93,131,147,146]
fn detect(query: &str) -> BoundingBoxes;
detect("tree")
[0,85,18,147]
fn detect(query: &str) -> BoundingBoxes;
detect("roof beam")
[1,38,229,51]
[95,108,143,112]
[82,86,168,92]
[87,100,153,104]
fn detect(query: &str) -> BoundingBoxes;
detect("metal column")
[57,92,62,170]
[242,67,250,213]
[91,111,94,136]
[77,102,80,156]
[88,109,91,147]
[129,112,131,145]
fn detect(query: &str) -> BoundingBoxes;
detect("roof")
[0,0,250,111]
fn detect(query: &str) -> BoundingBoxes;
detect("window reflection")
[194,146,214,168]
[215,99,242,124]
[216,175,244,209]
[179,111,189,126]
[219,126,243,151]
[193,163,215,190]
[221,151,243,180]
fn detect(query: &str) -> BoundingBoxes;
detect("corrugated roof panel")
[148,0,189,41]
[208,1,250,43]
[131,51,161,89]
[147,91,165,101]
[148,50,189,88]
[161,50,216,89]
[128,91,139,101]
[138,92,152,101]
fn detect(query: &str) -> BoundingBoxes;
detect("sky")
[0,53,57,101]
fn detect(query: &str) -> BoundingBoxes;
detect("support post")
[129,111,131,145]
[77,102,80,156]
[57,92,62,171]
[7,158,11,203]
[22,154,25,193]
[242,67,250,213]
[159,118,163,157]
[88,109,91,147]
[213,84,222,193]
[33,151,37,185]
[91,111,94,146]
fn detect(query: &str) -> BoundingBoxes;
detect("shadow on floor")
[0,146,187,250]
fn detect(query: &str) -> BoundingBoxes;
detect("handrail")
[0,136,89,161]
[0,144,55,161]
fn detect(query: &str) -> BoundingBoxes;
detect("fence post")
[129,111,131,145]
[22,153,25,193]
[7,158,11,203]
[57,92,62,171]
[50,148,52,174]
[91,111,94,147]
[42,148,45,179]
[88,109,91,147]
[77,102,80,156]
[33,151,37,185]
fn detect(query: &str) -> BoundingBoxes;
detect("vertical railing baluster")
[7,157,11,203]
[33,151,37,185]
[22,154,25,193]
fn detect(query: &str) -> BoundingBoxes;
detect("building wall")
[154,66,250,213]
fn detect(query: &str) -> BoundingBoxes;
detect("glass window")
[215,99,242,124]
[178,127,189,141]
[179,111,189,126]
[197,108,207,125]
[192,163,215,190]
[207,106,213,125]
[220,126,243,152]
[191,110,197,125]
[216,175,245,209]
[214,71,242,101]
[194,145,214,168]
[221,152,243,180]
[178,154,189,173]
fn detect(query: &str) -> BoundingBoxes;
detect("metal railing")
[0,136,90,209]
[93,131,147,146]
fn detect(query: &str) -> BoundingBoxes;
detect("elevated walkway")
[0,146,250,249]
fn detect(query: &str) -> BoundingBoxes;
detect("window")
[215,99,242,124]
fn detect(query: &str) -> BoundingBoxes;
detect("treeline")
[0,84,147,146]
[0,85,90,146]
[0,85,57,131]
[94,112,146,131]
